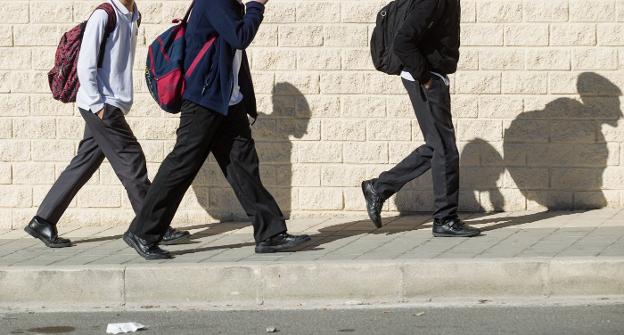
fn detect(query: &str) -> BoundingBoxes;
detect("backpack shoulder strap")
[429,0,446,29]
[93,3,117,68]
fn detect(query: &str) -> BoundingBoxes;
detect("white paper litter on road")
[106,322,147,334]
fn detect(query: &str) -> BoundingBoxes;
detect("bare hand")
[423,79,433,90]
[96,109,104,119]
[247,0,269,5]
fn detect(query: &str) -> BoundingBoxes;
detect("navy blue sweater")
[183,0,264,117]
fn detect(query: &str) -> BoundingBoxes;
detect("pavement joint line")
[596,230,624,257]
[553,223,603,258]
[356,216,431,259]
[473,228,520,258]
[512,227,560,258]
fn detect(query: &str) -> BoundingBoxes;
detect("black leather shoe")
[24,217,72,248]
[255,232,311,253]
[362,179,384,228]
[123,231,172,260]
[160,227,191,245]
[433,217,481,237]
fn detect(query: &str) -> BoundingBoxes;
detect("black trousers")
[129,100,287,244]
[373,77,459,220]
[36,105,150,224]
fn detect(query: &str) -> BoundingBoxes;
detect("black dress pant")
[36,105,150,224]
[373,77,459,220]
[129,100,287,244]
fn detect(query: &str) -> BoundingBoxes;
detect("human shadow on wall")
[504,72,622,210]
[190,82,311,227]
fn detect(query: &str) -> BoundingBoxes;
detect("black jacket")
[394,0,460,83]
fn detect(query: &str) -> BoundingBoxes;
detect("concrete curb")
[1,258,623,311]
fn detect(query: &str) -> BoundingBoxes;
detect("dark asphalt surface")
[1,305,624,335]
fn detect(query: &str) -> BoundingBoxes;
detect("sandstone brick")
[598,24,624,46]
[480,49,525,70]
[31,47,57,70]
[551,168,604,190]
[278,25,323,47]
[321,72,366,94]
[252,49,296,70]
[31,95,73,116]
[619,0,624,21]
[321,165,368,187]
[342,96,386,118]
[478,96,524,119]
[14,25,60,46]
[549,121,598,143]
[0,27,12,47]
[322,119,366,141]
[298,188,343,210]
[501,72,548,94]
[13,162,55,185]
[56,117,85,139]
[251,25,278,47]
[575,191,621,208]
[461,24,504,46]
[0,118,11,138]
[297,142,342,163]
[526,49,571,70]
[264,3,296,23]
[138,1,163,24]
[343,142,388,163]
[0,163,11,184]
[297,96,341,118]
[389,142,418,164]
[504,168,549,190]
[0,48,31,70]
[13,117,55,139]
[127,118,178,140]
[453,96,479,118]
[277,164,320,187]
[367,120,412,141]
[296,2,340,23]
[386,96,414,119]
[455,72,501,94]
[257,142,294,163]
[297,49,341,70]
[364,73,404,95]
[550,24,597,46]
[570,0,616,22]
[457,49,479,70]
[30,1,73,23]
[0,2,29,23]
[477,1,523,23]
[573,48,618,70]
[0,140,30,161]
[343,187,366,210]
[341,1,383,23]
[504,24,549,46]
[0,186,31,207]
[411,121,425,141]
[523,0,568,22]
[77,186,121,208]
[342,48,373,70]
[274,72,320,94]
[250,72,274,94]
[10,71,49,93]
[31,140,75,162]
[457,119,503,142]
[461,0,477,22]
[324,25,368,47]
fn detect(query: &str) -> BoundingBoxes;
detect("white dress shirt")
[229,49,244,106]
[76,0,140,114]
[400,70,450,86]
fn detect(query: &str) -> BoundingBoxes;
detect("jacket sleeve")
[203,0,265,50]
[393,0,439,83]
[76,9,108,113]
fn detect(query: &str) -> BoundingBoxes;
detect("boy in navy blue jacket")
[125,0,311,259]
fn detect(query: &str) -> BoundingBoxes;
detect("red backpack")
[48,3,117,103]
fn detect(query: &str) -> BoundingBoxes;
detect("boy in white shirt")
[25,0,188,248]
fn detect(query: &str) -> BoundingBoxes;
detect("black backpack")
[370,0,446,75]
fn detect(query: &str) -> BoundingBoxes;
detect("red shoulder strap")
[95,3,117,35]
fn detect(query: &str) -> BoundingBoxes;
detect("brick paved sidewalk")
[1,209,623,266]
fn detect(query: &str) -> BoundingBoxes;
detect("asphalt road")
[2,305,624,335]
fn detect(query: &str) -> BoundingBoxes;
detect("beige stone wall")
[1,0,624,228]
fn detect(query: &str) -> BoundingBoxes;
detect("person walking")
[25,0,189,248]
[362,0,481,237]
[124,0,311,260]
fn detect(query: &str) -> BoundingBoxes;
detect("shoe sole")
[24,226,72,248]
[122,233,172,260]
[255,236,312,254]
[433,231,481,238]
[160,232,192,245]
[361,182,382,229]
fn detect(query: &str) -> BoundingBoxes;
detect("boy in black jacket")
[362,0,481,237]
[125,0,311,259]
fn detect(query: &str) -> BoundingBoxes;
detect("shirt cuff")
[245,1,265,12]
